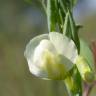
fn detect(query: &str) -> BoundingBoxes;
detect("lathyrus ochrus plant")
[24,0,96,96]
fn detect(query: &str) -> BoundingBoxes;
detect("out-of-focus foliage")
[0,0,68,96]
[0,0,96,96]
[79,15,96,42]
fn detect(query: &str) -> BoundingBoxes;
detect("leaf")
[59,0,68,13]
[80,39,95,72]
[63,11,71,37]
[59,0,78,12]
[68,11,80,53]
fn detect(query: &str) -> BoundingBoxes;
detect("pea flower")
[24,32,78,80]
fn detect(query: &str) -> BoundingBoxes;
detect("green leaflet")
[47,0,78,32]
[59,0,78,12]
[63,11,71,37]
[68,11,80,53]
[63,10,80,53]
[80,39,95,73]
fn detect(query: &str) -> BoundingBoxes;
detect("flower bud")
[76,56,95,82]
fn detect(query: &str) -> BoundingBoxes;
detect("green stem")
[83,81,96,96]
[47,0,57,32]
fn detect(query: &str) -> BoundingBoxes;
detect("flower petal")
[24,34,49,77]
[49,32,78,63]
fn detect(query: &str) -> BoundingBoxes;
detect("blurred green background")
[0,0,96,96]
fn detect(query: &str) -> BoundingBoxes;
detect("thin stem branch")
[83,81,96,96]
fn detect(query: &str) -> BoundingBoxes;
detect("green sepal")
[64,66,82,96]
